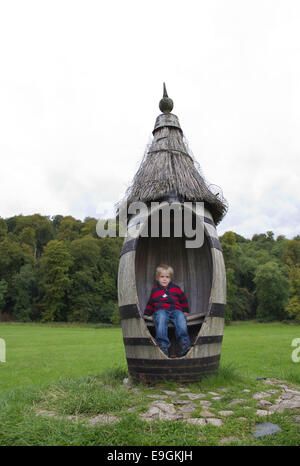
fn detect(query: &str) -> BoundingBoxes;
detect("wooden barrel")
[118,202,226,383]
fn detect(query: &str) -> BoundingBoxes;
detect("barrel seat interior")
[135,223,213,357]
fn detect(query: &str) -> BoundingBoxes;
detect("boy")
[144,264,191,357]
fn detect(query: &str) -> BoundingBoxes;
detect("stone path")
[35,377,300,436]
[137,378,300,430]
[36,408,120,426]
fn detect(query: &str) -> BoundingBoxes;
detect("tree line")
[0,214,122,324]
[220,230,300,323]
[0,214,299,324]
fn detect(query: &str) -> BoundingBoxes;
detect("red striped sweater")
[144,282,189,316]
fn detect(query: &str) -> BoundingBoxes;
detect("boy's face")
[157,272,171,288]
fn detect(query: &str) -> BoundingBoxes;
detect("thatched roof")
[124,84,228,225]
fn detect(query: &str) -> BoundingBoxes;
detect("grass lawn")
[0,323,126,392]
[220,322,300,384]
[0,321,299,447]
[0,321,299,391]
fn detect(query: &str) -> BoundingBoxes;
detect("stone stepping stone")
[212,396,222,400]
[147,395,168,399]
[173,399,194,405]
[264,379,286,386]
[256,409,269,417]
[218,410,234,417]
[227,399,247,407]
[179,393,206,399]
[186,418,206,426]
[37,408,120,426]
[252,422,282,438]
[269,398,300,413]
[87,414,119,426]
[140,401,179,422]
[199,400,212,406]
[186,393,207,400]
[208,392,219,396]
[200,409,215,418]
[280,390,300,400]
[123,378,134,388]
[264,389,279,395]
[257,400,272,407]
[284,388,300,396]
[162,390,178,396]
[206,418,223,426]
[177,403,197,413]
[252,392,272,400]
[242,389,251,393]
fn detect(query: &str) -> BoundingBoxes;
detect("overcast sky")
[0,0,299,239]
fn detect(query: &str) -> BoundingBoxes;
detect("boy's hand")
[184,312,189,316]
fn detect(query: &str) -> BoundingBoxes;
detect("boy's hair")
[155,264,174,279]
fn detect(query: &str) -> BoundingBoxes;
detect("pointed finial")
[159,82,174,114]
[163,82,168,98]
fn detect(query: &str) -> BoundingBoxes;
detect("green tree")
[282,240,300,268]
[237,255,258,292]
[70,236,101,270]
[252,233,268,243]
[40,240,73,321]
[251,231,276,258]
[68,269,103,322]
[57,216,82,242]
[271,235,289,261]
[220,231,237,263]
[11,265,37,321]
[98,300,116,324]
[285,294,300,322]
[110,302,121,325]
[97,238,122,305]
[225,268,236,324]
[67,236,103,322]
[231,287,255,321]
[98,271,117,302]
[19,226,37,261]
[30,214,54,256]
[19,226,36,249]
[52,215,64,231]
[7,214,54,257]
[0,218,8,240]
[282,240,300,321]
[0,238,25,281]
[81,217,98,237]
[254,261,289,321]
[285,264,300,321]
[266,231,275,241]
[219,231,242,279]
[0,279,8,311]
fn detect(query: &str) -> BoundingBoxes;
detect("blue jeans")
[153,308,191,356]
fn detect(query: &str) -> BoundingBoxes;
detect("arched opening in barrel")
[135,211,213,357]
